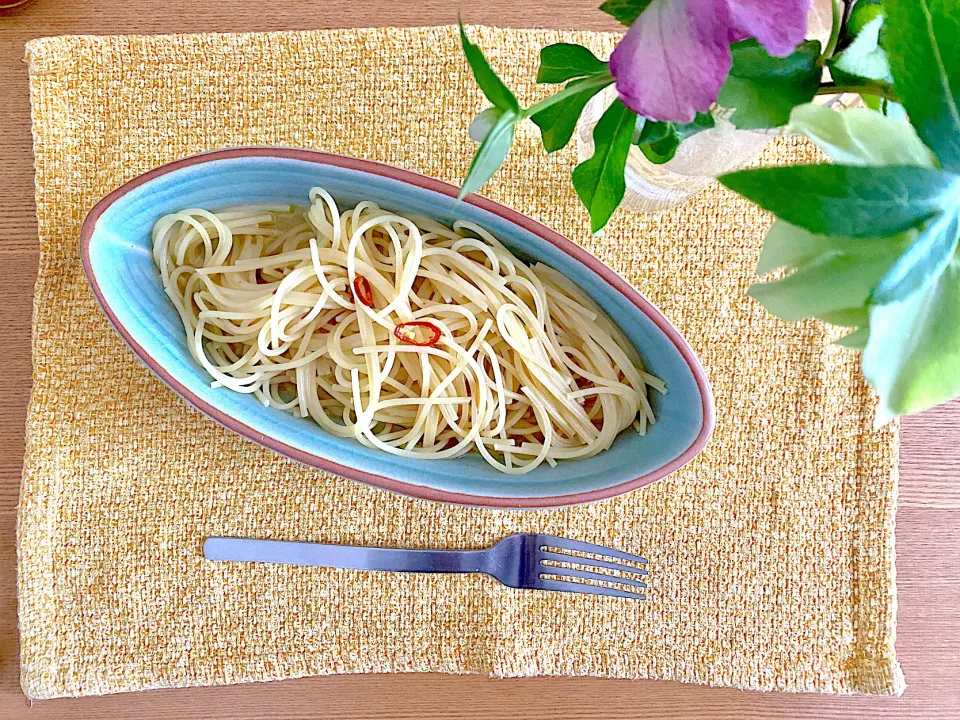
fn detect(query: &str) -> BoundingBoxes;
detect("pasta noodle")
[152,188,665,474]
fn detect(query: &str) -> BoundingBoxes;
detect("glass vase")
[577,0,847,213]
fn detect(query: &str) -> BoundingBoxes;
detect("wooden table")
[1,1,958,717]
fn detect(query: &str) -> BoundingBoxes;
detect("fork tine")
[538,550,649,577]
[536,578,646,600]
[537,535,648,566]
[544,564,648,589]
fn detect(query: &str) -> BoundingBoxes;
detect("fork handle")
[204,537,489,574]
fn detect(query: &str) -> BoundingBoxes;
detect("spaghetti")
[152,188,664,474]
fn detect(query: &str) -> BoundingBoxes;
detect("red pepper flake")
[353,276,374,308]
[394,321,442,347]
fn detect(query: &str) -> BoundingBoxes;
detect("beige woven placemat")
[19,27,903,699]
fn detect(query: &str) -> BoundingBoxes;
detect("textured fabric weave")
[19,27,902,699]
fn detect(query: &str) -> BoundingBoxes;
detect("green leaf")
[717,40,822,129]
[639,135,680,164]
[751,222,909,354]
[459,110,518,199]
[756,219,915,283]
[468,107,504,143]
[632,116,714,165]
[537,43,607,84]
[828,15,894,86]
[788,103,937,167]
[571,99,637,233]
[458,20,519,113]
[531,77,612,153]
[820,307,870,327]
[872,205,960,303]
[860,94,909,121]
[719,164,958,237]
[748,241,908,321]
[864,256,960,423]
[675,112,715,141]
[847,0,883,36]
[635,120,680,164]
[756,219,848,274]
[883,0,960,172]
[880,99,909,122]
[835,326,870,350]
[599,0,654,26]
[634,120,672,145]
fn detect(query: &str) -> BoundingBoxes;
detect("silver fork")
[204,533,648,599]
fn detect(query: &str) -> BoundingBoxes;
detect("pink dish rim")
[79,147,716,509]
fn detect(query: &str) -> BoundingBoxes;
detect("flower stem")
[816,82,900,103]
[821,0,844,60]
[521,73,615,119]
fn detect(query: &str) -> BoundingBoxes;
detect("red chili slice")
[393,321,442,347]
[353,276,374,308]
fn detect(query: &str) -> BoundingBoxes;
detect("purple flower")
[609,0,810,123]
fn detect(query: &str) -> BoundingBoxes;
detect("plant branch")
[841,0,855,26]
[821,0,844,60]
[522,73,614,119]
[816,81,900,103]
[833,0,858,54]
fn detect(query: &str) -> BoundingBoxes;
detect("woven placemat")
[19,27,903,699]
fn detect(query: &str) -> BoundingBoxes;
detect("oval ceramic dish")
[81,148,714,508]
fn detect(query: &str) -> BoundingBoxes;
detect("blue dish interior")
[89,155,706,500]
